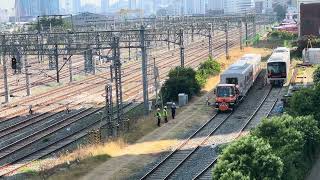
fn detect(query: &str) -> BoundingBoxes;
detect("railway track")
[0,37,212,176]
[140,82,281,180]
[0,25,253,178]
[0,102,136,177]
[0,56,86,96]
[192,87,281,180]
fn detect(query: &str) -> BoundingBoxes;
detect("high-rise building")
[184,0,194,14]
[183,0,205,15]
[255,0,273,13]
[224,0,254,14]
[101,0,109,13]
[129,0,137,9]
[39,0,59,15]
[72,0,81,14]
[208,0,224,10]
[194,0,205,14]
[15,0,40,17]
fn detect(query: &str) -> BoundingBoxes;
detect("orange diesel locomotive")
[215,54,261,112]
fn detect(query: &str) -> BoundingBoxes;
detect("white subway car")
[267,51,291,86]
[239,54,262,83]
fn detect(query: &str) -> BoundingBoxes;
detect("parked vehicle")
[267,49,291,86]
[214,54,262,112]
[239,54,262,83]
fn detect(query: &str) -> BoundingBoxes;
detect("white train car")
[274,47,290,61]
[239,54,262,82]
[220,61,254,97]
[267,51,291,86]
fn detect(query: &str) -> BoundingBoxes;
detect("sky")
[1,0,108,10]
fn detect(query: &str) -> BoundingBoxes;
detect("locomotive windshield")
[267,62,286,77]
[217,86,235,97]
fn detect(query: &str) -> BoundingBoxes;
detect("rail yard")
[0,11,317,180]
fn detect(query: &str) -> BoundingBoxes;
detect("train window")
[217,86,235,97]
[267,62,286,77]
[226,78,238,85]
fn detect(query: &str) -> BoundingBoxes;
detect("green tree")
[160,67,200,102]
[313,66,320,84]
[219,170,250,180]
[252,116,307,180]
[282,115,320,160]
[287,87,320,121]
[212,136,283,180]
[198,56,221,76]
[196,57,221,87]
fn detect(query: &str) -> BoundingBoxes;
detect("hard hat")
[172,103,176,106]
[157,108,160,111]
[164,106,167,109]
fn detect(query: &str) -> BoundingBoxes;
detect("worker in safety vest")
[163,106,168,123]
[156,108,161,127]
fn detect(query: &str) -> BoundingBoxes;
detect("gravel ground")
[165,72,269,180]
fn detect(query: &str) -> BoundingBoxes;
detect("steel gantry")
[0,14,275,132]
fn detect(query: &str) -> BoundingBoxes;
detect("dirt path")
[306,154,320,180]
[80,47,271,180]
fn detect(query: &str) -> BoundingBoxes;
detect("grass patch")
[31,82,64,95]
[46,155,110,180]
[20,167,38,176]
[72,74,86,82]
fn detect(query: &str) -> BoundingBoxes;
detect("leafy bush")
[160,67,200,102]
[287,85,320,121]
[212,115,320,180]
[195,70,207,87]
[269,31,298,40]
[252,116,308,180]
[291,35,320,58]
[198,57,221,76]
[196,57,221,87]
[212,136,283,180]
[313,66,320,84]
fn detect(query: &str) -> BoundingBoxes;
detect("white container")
[148,101,152,111]
[303,48,320,64]
[178,93,187,106]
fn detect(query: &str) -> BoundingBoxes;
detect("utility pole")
[208,23,213,57]
[167,29,170,51]
[54,44,59,83]
[191,24,194,42]
[2,35,9,103]
[92,50,96,75]
[112,36,124,131]
[105,83,114,137]
[245,21,248,46]
[140,26,149,115]
[239,21,243,50]
[225,22,230,59]
[253,16,257,38]
[67,45,73,83]
[179,28,185,67]
[24,55,31,96]
[153,57,159,106]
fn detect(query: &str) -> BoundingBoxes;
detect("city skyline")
[2,0,123,9]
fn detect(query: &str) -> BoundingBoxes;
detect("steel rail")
[0,102,135,177]
[192,87,281,180]
[140,111,233,180]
